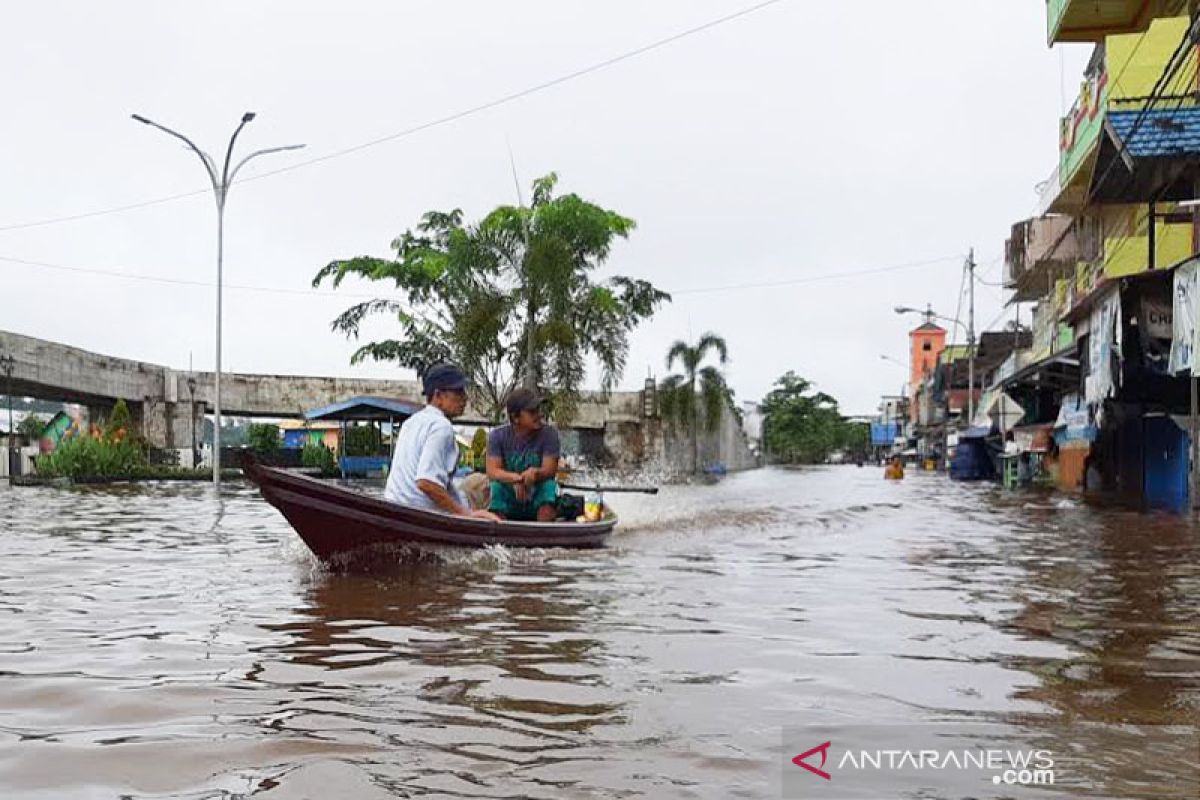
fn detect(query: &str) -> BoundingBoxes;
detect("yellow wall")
[1101,205,1192,278]
[1106,16,1192,99]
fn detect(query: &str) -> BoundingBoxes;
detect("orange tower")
[909,316,946,391]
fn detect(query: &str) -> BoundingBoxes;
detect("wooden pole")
[1191,375,1198,511]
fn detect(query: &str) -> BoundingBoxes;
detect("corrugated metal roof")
[304,396,424,422]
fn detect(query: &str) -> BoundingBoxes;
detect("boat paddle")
[560,482,659,495]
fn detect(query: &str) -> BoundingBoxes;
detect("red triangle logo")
[792,740,832,780]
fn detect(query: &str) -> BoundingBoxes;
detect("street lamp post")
[1,354,13,479]
[186,376,198,470]
[132,112,303,487]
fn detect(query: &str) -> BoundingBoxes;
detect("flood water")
[1,467,1197,799]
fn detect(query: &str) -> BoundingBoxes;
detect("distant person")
[486,388,561,521]
[884,456,905,480]
[384,364,499,520]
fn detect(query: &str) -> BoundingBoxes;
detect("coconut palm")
[659,333,730,474]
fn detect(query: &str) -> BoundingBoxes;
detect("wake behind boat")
[242,454,615,560]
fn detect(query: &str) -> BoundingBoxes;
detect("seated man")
[384,363,499,521]
[486,388,561,521]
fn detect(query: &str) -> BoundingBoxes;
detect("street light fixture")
[132,113,304,487]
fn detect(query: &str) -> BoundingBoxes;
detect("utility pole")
[506,141,539,391]
[1,354,13,479]
[967,249,976,425]
[132,113,303,487]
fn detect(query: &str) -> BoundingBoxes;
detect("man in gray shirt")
[384,363,499,520]
[486,388,561,521]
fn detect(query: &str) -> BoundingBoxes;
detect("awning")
[998,347,1081,393]
[984,392,1026,432]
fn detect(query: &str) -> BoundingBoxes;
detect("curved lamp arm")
[131,114,220,195]
[227,144,306,185]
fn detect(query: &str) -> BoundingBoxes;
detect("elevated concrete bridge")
[0,330,645,451]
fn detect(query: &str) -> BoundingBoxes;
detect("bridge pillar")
[167,402,204,456]
[139,397,170,449]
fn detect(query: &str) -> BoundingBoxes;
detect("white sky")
[0,1,1091,415]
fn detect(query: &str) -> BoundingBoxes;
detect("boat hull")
[243,457,614,559]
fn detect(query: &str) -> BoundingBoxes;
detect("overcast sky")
[0,1,1090,414]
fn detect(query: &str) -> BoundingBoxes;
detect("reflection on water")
[0,468,1196,798]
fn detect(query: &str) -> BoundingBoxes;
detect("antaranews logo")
[791,741,832,781]
[782,726,1065,799]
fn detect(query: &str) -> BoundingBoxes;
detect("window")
[922,341,932,351]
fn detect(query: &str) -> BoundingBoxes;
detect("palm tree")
[659,333,729,474]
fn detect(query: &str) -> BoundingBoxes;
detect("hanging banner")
[1169,259,1200,374]
[1085,288,1121,404]
[1054,393,1096,443]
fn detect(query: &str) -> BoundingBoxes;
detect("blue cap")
[422,363,469,398]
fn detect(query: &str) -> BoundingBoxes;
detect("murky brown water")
[1,468,1197,799]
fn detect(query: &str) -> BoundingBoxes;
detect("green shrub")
[302,442,337,476]
[247,423,281,453]
[36,434,147,478]
[344,424,380,456]
[468,428,488,470]
[17,414,47,440]
[106,399,134,441]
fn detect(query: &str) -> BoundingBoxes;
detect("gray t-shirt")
[487,424,561,472]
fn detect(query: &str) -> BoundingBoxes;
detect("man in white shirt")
[384,363,499,520]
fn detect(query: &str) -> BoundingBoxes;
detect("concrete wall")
[1,329,648,449]
[604,401,756,476]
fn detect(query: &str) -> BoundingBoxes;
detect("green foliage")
[17,414,47,440]
[106,399,134,440]
[302,442,337,476]
[760,371,862,464]
[35,434,147,479]
[467,428,488,471]
[247,423,281,453]
[658,333,731,473]
[343,424,381,457]
[313,173,670,422]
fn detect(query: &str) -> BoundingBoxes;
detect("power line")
[0,0,788,234]
[0,250,963,299]
[669,255,963,295]
[0,254,398,300]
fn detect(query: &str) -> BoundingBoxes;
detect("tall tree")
[313,174,669,421]
[760,371,860,464]
[659,333,730,474]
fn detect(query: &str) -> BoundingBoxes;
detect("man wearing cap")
[384,363,500,520]
[485,388,561,522]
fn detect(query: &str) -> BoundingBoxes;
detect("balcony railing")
[1005,216,1081,302]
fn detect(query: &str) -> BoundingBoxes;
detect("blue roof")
[1108,107,1200,158]
[304,395,424,422]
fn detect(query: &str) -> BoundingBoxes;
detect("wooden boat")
[242,455,615,559]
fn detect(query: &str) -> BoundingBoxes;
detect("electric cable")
[0,0,788,234]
